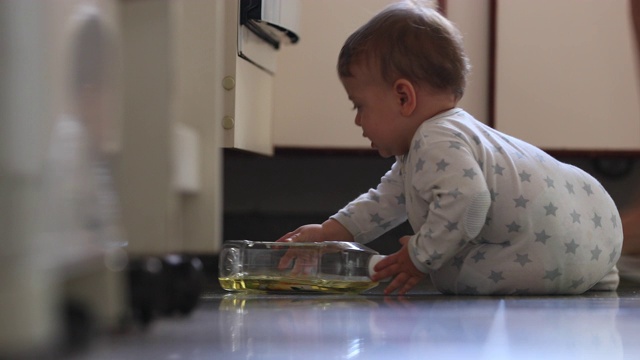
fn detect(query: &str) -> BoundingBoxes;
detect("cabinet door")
[494,0,640,151]
[220,0,276,155]
[120,0,223,254]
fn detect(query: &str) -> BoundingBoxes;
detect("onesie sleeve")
[408,126,491,273]
[330,159,408,244]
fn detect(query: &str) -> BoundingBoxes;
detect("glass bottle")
[218,240,386,294]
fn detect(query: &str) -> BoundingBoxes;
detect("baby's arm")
[332,162,408,244]
[277,160,405,245]
[276,219,353,243]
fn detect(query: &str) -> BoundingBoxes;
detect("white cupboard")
[119,0,223,255]
[220,0,301,155]
[493,0,640,151]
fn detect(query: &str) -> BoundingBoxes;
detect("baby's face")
[340,66,410,158]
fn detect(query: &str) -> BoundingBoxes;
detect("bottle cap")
[368,255,390,281]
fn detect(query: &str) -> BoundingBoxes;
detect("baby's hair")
[337,0,470,100]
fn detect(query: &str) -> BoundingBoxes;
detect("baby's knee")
[430,257,618,295]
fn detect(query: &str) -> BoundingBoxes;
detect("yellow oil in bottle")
[219,274,378,294]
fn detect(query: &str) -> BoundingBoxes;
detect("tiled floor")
[79,276,640,360]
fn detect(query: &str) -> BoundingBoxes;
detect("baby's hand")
[371,236,425,295]
[276,224,327,271]
[276,224,327,243]
[276,220,354,271]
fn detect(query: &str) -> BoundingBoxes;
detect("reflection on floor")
[78,274,640,360]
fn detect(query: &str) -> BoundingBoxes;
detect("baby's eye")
[352,104,360,111]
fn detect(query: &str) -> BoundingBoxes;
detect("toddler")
[277,1,622,295]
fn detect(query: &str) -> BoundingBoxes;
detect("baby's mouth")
[363,134,374,148]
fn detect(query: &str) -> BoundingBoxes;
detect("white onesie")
[332,108,622,295]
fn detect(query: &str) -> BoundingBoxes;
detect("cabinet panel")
[494,0,640,151]
[119,0,223,255]
[225,57,274,155]
[221,0,277,155]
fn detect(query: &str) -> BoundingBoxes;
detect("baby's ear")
[393,79,417,116]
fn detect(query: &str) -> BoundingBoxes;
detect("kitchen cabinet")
[0,0,127,353]
[118,0,223,255]
[221,57,275,155]
[219,1,274,155]
[272,0,490,149]
[493,0,640,151]
[220,0,301,155]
